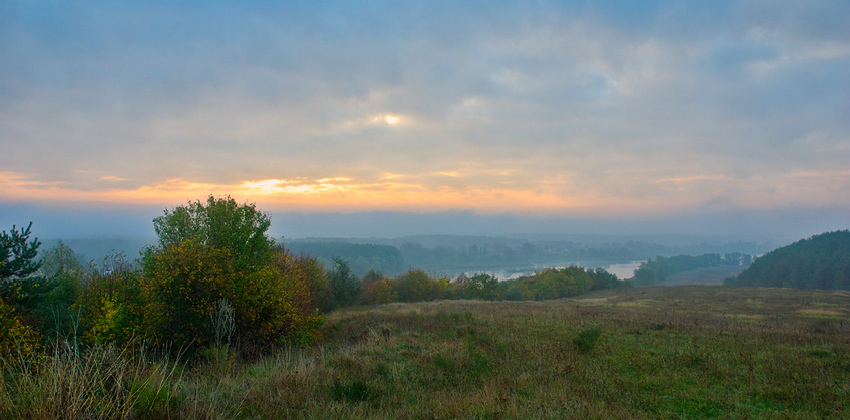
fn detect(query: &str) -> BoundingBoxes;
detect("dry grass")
[0,340,185,419]
[3,285,849,419]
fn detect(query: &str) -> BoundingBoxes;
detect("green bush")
[393,269,441,302]
[572,327,602,353]
[75,253,143,345]
[139,196,324,357]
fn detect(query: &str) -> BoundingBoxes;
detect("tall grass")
[3,286,849,418]
[0,339,184,419]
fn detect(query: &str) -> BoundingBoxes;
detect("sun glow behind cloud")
[372,114,402,126]
[384,115,399,125]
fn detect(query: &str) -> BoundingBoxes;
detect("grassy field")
[664,265,747,286]
[3,286,849,419]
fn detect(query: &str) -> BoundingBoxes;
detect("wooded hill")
[725,230,850,290]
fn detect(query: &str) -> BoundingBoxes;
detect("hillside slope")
[725,230,850,290]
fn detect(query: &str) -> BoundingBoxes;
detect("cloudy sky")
[1,0,848,238]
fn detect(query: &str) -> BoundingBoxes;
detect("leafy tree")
[393,269,440,302]
[33,241,86,338]
[141,196,324,356]
[152,195,273,270]
[514,266,597,300]
[271,249,330,314]
[452,273,470,295]
[76,253,143,344]
[588,267,622,291]
[327,257,361,308]
[361,270,394,305]
[436,274,454,300]
[0,303,41,356]
[465,273,500,300]
[39,240,84,278]
[633,263,659,286]
[141,241,232,350]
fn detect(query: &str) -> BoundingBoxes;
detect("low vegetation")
[2,286,848,418]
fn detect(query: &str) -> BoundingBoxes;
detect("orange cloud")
[3,169,848,216]
[0,171,593,213]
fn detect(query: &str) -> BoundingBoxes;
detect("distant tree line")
[632,253,753,286]
[286,237,765,278]
[285,241,404,277]
[725,230,850,290]
[357,265,630,305]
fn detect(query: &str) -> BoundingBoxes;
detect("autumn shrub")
[139,240,232,352]
[269,250,327,342]
[393,269,441,302]
[361,275,395,305]
[74,254,143,346]
[0,301,42,357]
[138,196,326,357]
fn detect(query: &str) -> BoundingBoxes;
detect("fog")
[2,203,846,245]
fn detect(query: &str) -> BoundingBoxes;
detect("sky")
[1,0,849,240]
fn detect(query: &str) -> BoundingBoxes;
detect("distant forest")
[285,236,767,277]
[725,230,850,290]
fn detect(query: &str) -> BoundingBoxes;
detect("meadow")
[2,285,848,419]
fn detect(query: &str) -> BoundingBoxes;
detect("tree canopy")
[152,195,273,270]
[1,223,41,282]
[725,230,850,290]
[140,196,324,355]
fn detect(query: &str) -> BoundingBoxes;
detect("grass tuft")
[572,327,602,353]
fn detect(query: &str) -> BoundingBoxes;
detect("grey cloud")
[1,0,848,219]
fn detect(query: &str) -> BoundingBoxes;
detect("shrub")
[393,269,441,302]
[0,302,41,357]
[362,276,395,305]
[139,196,325,356]
[140,240,232,352]
[75,254,143,345]
[464,273,500,300]
[327,257,361,308]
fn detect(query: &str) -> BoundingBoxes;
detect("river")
[439,260,644,281]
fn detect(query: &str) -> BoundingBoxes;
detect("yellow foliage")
[0,302,41,358]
